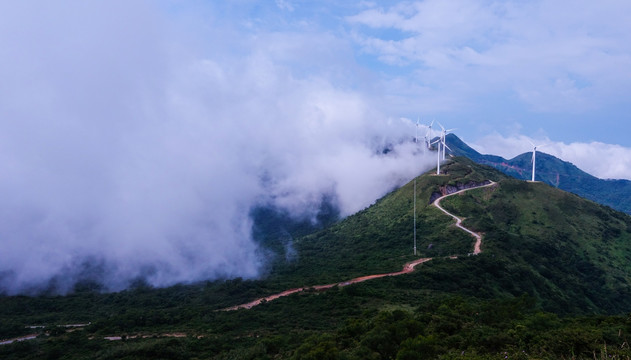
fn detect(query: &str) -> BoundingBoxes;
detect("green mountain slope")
[445,133,631,214]
[438,176,631,314]
[249,156,631,314]
[260,157,508,289]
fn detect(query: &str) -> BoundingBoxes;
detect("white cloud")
[276,0,295,12]
[0,1,435,294]
[346,0,631,113]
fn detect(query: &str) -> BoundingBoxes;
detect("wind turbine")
[528,140,546,182]
[424,120,434,150]
[438,122,456,160]
[431,137,442,174]
[415,117,423,148]
[414,119,418,255]
[413,164,417,256]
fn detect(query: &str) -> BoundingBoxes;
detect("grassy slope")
[262,156,508,289]
[439,177,631,314]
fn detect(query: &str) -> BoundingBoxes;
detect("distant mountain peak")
[444,134,631,214]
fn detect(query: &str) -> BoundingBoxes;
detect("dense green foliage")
[3,292,631,359]
[440,178,631,314]
[289,296,631,360]
[446,133,631,214]
[3,157,631,359]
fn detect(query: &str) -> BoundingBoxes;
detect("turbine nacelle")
[424,119,435,150]
[437,122,456,160]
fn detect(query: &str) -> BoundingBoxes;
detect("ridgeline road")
[432,181,496,255]
[223,180,495,311]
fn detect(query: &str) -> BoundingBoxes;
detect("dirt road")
[222,257,432,311]
[432,181,495,255]
[223,180,494,311]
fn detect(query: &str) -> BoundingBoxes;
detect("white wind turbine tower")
[424,120,434,150]
[415,117,422,147]
[431,137,442,175]
[528,140,546,182]
[413,118,419,255]
[438,122,456,160]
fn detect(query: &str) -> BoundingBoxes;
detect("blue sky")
[1,0,630,292]
[178,0,631,177]
[201,0,631,143]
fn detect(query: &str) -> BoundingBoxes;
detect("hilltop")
[221,158,509,296]
[446,133,631,214]
[250,157,631,314]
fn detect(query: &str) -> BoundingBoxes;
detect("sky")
[0,0,629,293]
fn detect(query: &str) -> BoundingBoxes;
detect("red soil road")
[222,257,432,311]
[432,181,496,255]
[222,181,494,311]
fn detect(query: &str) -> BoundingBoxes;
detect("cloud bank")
[0,2,434,294]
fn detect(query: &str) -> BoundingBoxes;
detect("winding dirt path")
[432,181,495,255]
[223,181,495,311]
[223,257,432,311]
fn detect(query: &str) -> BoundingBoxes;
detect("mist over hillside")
[2,1,631,357]
[1,1,628,298]
[0,3,437,295]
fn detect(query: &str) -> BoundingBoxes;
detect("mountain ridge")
[445,133,631,214]
[245,156,631,315]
